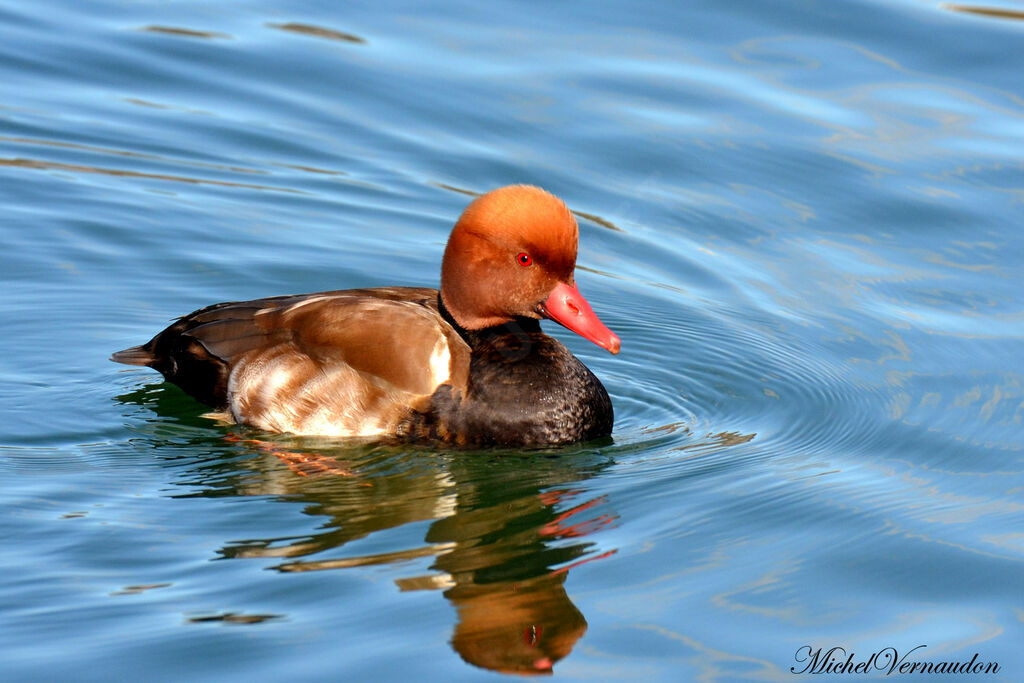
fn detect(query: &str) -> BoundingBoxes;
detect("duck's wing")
[113,287,470,436]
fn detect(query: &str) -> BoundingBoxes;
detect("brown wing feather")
[273,298,459,396]
[114,287,470,436]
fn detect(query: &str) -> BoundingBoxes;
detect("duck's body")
[113,186,619,447]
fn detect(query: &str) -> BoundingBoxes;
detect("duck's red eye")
[517,252,532,267]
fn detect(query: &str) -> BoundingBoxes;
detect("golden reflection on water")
[187,612,281,624]
[943,4,1024,22]
[266,22,367,44]
[0,134,267,174]
[0,157,303,193]
[137,26,232,40]
[208,434,615,675]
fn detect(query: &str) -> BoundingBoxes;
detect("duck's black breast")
[414,318,614,447]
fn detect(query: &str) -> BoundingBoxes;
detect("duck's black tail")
[110,345,155,367]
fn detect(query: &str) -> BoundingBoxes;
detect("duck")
[111,185,620,446]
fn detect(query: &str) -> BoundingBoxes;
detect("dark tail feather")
[111,345,155,366]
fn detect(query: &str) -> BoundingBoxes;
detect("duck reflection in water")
[214,433,618,676]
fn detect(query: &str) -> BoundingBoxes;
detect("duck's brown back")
[112,287,470,436]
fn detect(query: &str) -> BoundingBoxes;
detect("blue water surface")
[1,0,1022,680]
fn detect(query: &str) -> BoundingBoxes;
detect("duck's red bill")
[541,282,621,354]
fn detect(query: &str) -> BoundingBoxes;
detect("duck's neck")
[437,294,542,351]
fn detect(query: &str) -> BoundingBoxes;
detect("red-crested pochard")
[112,185,620,446]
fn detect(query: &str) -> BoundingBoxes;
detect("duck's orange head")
[440,185,620,354]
